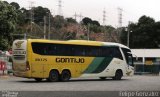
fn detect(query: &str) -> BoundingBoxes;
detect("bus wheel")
[60,70,71,82]
[35,78,42,82]
[48,70,59,82]
[99,77,106,80]
[113,70,123,80]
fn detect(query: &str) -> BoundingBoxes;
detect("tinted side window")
[32,43,48,55]
[31,42,122,60]
[32,43,74,56]
[111,47,123,60]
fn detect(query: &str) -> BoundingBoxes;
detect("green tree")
[153,22,160,47]
[0,1,17,50]
[66,18,77,24]
[82,17,101,33]
[52,15,66,29]
[120,27,128,45]
[82,17,100,26]
[120,15,160,48]
[10,2,20,10]
[33,6,50,25]
[131,15,156,48]
[10,3,28,35]
[92,20,100,26]
[82,17,92,25]
[89,24,101,33]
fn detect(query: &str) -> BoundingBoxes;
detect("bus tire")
[48,70,59,82]
[113,70,123,80]
[60,70,71,82]
[35,78,42,82]
[99,77,106,80]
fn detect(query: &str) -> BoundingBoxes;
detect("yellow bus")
[12,39,134,82]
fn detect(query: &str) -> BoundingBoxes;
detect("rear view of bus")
[12,40,30,77]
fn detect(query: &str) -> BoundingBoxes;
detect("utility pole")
[73,13,83,23]
[48,13,51,39]
[74,12,77,20]
[127,21,131,47]
[29,1,34,33]
[87,24,90,41]
[43,16,46,39]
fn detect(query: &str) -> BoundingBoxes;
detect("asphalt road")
[0,75,160,91]
[0,75,160,97]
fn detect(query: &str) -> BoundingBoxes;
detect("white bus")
[12,39,134,81]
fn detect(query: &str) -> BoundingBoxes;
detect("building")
[131,49,160,74]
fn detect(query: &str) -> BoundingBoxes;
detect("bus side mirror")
[132,53,138,60]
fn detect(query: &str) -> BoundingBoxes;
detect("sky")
[4,0,160,27]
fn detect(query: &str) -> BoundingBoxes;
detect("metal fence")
[0,54,12,75]
[134,64,160,75]
[1,53,160,76]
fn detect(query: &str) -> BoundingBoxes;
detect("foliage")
[66,18,77,24]
[92,20,100,26]
[82,17,92,25]
[0,1,17,50]
[82,17,101,33]
[52,15,66,29]
[62,32,76,40]
[2,1,160,50]
[10,2,20,10]
[89,24,101,33]
[120,15,160,48]
[82,17,100,26]
[33,6,50,25]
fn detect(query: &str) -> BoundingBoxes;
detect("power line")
[29,1,35,33]
[57,0,63,16]
[103,8,106,26]
[118,7,123,28]
[73,13,84,23]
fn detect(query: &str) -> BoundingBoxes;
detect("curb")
[0,74,13,79]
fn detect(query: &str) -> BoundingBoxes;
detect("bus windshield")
[122,48,133,67]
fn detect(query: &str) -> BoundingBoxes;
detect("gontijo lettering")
[56,58,85,63]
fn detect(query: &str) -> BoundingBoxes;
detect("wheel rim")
[63,73,69,80]
[49,71,59,81]
[51,73,57,80]
[61,71,70,81]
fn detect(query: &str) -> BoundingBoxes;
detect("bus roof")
[69,40,129,49]
[26,39,129,48]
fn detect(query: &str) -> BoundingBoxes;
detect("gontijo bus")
[12,39,134,82]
